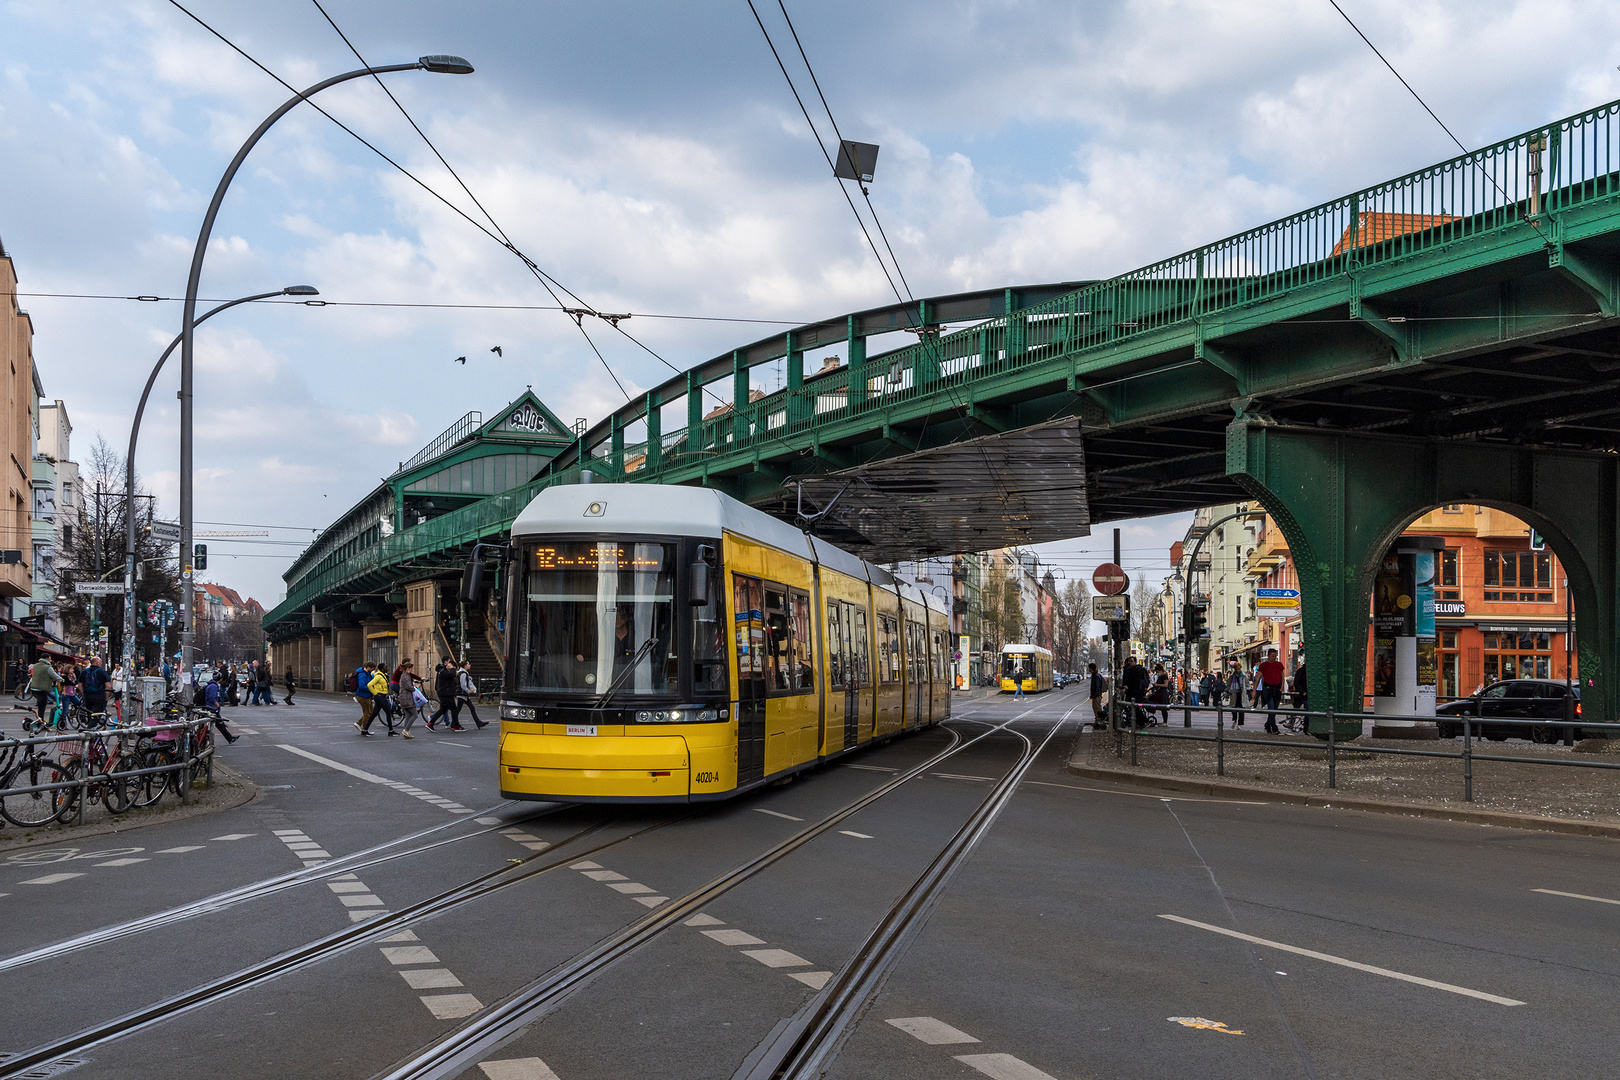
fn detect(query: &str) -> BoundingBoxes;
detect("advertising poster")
[1373,554,1413,638]
[1372,637,1397,697]
[1415,638,1437,688]
[1413,549,1437,688]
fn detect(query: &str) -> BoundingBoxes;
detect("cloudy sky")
[4,0,1618,608]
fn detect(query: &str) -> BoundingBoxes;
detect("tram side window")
[879,615,901,683]
[764,586,792,692]
[826,602,845,689]
[853,608,871,686]
[733,575,765,684]
[693,554,727,695]
[933,630,947,680]
[791,591,815,690]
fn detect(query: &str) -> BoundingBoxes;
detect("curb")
[0,762,262,853]
[1066,738,1620,840]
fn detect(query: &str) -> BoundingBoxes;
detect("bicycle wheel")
[102,756,140,814]
[131,747,173,808]
[0,756,75,827]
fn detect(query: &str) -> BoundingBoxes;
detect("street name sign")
[1092,595,1130,622]
[1256,587,1300,616]
[150,521,182,543]
[1093,563,1129,596]
[74,582,123,595]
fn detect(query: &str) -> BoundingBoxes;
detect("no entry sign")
[1093,562,1129,596]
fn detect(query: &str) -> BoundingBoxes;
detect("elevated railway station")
[269,97,1620,725]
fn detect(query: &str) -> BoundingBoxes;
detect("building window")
[1437,549,1459,600]
[1442,504,1463,512]
[1482,550,1552,602]
[1438,629,1460,698]
[1482,631,1552,681]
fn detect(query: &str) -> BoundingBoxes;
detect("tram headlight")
[634,708,720,723]
[501,703,537,721]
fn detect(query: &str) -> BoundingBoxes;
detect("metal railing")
[396,410,483,476]
[1104,701,1617,804]
[0,715,217,827]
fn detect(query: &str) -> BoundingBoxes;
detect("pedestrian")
[80,655,110,720]
[458,661,489,728]
[1228,665,1246,727]
[1151,664,1171,724]
[354,659,376,734]
[109,661,126,722]
[27,655,62,723]
[283,666,297,705]
[1291,657,1308,710]
[1087,662,1107,730]
[1012,662,1025,700]
[1122,656,1150,726]
[369,664,396,735]
[255,661,275,705]
[395,660,422,739]
[427,659,459,730]
[203,673,239,743]
[1257,648,1286,733]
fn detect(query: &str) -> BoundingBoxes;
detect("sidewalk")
[1068,729,1620,839]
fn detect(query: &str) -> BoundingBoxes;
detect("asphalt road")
[1,690,1615,1080]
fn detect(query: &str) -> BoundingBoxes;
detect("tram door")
[733,575,767,784]
[907,620,926,727]
[838,603,860,750]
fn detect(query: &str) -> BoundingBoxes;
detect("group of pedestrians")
[206,660,295,708]
[1084,650,1309,734]
[23,653,115,722]
[352,657,487,739]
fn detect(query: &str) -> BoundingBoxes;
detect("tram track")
[0,700,1045,1079]
[369,706,1060,1080]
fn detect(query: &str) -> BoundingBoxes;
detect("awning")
[0,617,46,643]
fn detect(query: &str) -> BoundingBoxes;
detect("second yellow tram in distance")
[999,644,1053,694]
[493,483,953,803]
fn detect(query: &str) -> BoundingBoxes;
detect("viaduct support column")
[1226,422,1618,732]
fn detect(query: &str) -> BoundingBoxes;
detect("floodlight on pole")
[174,56,472,688]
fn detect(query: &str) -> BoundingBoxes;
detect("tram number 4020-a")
[694,771,720,784]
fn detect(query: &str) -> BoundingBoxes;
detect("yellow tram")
[999,644,1053,694]
[491,484,953,803]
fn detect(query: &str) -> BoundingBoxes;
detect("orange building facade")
[1388,505,1576,699]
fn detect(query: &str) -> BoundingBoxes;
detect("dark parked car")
[1436,679,1582,742]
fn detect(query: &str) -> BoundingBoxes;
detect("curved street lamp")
[121,286,319,710]
[175,55,474,681]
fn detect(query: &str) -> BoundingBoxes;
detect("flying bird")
[490,346,503,357]
[454,356,467,365]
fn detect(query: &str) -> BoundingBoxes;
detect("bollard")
[1216,703,1224,777]
[1327,708,1336,789]
[1564,692,1575,748]
[1463,715,1473,802]
[1130,714,1138,767]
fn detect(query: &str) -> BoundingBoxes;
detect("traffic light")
[194,543,208,571]
[1185,604,1209,639]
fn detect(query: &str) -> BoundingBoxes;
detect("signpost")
[1093,563,1129,596]
[1256,587,1300,621]
[74,582,124,596]
[149,521,182,544]
[1092,595,1130,623]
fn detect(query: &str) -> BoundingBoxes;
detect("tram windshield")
[515,540,677,696]
[1002,654,1029,678]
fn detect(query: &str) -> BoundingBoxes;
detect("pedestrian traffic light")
[1185,604,1209,639]
[194,543,208,571]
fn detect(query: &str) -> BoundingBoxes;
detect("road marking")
[789,971,832,989]
[953,1053,1059,1080]
[329,882,371,894]
[569,861,602,870]
[272,829,304,836]
[276,745,472,814]
[1534,888,1620,906]
[479,1059,562,1080]
[886,1017,981,1045]
[20,873,84,885]
[210,833,255,841]
[351,909,389,922]
[685,913,724,927]
[633,896,669,907]
[401,968,464,989]
[475,816,504,825]
[156,846,205,854]
[754,808,804,821]
[380,930,419,943]
[1157,915,1526,1005]
[581,869,627,882]
[1169,1016,1243,1034]
[95,858,149,867]
[847,764,898,772]
[702,928,767,946]
[381,946,441,965]
[440,741,472,747]
[421,993,484,1019]
[605,882,655,895]
[1024,780,1268,804]
[741,948,811,968]
[839,830,873,839]
[933,772,993,781]
[338,894,386,908]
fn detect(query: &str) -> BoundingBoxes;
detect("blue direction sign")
[1256,588,1300,598]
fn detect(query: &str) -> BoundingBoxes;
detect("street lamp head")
[419,54,474,75]
[282,285,319,296]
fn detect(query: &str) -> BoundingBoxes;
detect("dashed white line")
[839,830,874,839]
[684,913,724,927]
[1157,914,1526,1006]
[156,846,205,854]
[1534,887,1620,906]
[276,745,474,814]
[382,946,440,965]
[702,928,766,946]
[210,833,255,841]
[887,1017,981,1045]
[632,895,669,907]
[788,971,832,989]
[581,870,628,882]
[401,968,464,989]
[607,883,657,894]
[754,808,804,821]
[479,1059,562,1080]
[741,948,811,969]
[954,1053,1059,1080]
[95,858,149,867]
[20,873,83,885]
[421,994,484,1020]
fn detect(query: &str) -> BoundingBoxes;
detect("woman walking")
[457,661,489,729]
[283,666,297,705]
[395,661,423,739]
[427,659,460,730]
[1228,665,1246,728]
